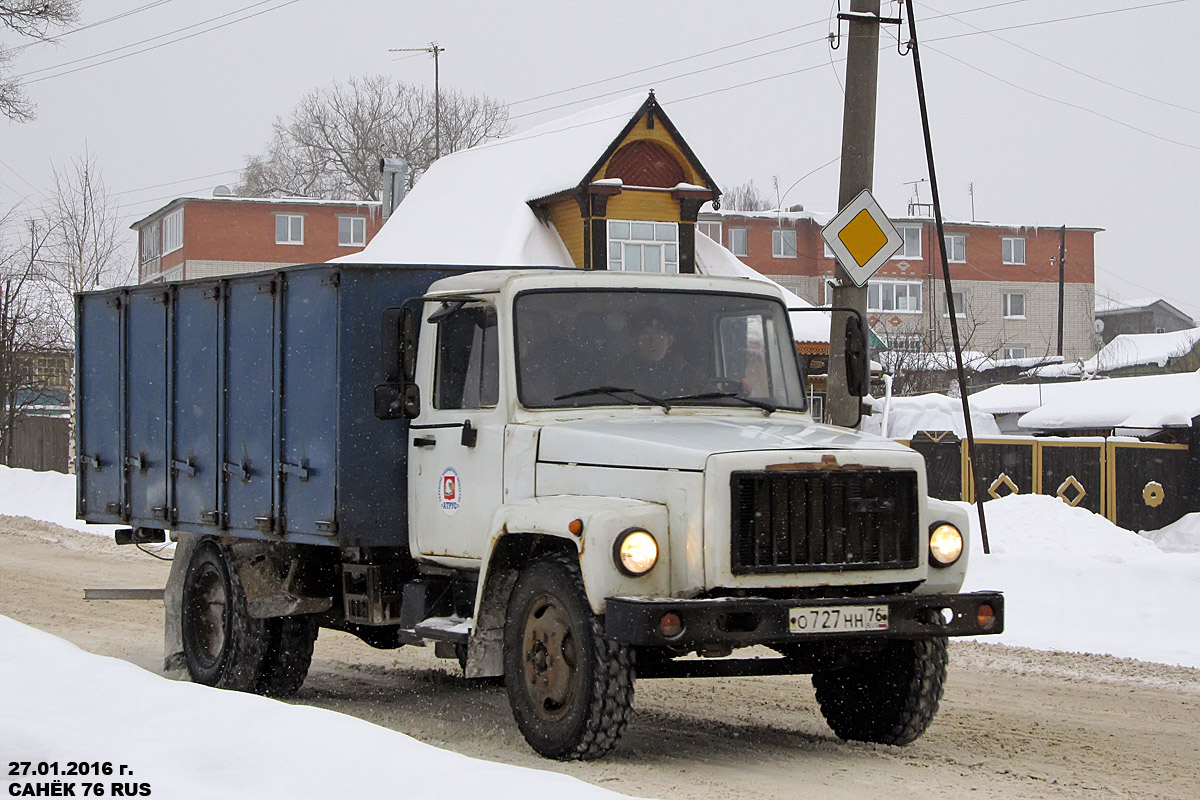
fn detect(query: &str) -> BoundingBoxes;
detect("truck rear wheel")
[812,636,948,746]
[181,540,267,691]
[503,554,635,760]
[256,616,319,697]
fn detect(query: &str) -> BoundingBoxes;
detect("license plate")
[788,604,888,634]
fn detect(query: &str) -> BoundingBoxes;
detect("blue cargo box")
[75,263,487,548]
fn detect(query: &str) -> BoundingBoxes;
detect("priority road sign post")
[821,189,903,287]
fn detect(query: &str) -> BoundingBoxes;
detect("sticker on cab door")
[439,467,461,516]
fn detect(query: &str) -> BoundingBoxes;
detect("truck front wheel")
[812,636,948,746]
[181,540,267,691]
[503,555,635,760]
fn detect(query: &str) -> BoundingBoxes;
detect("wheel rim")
[520,592,580,722]
[188,561,229,670]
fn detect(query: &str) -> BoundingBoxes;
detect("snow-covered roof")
[130,195,381,228]
[1095,296,1163,314]
[335,94,652,267]
[704,207,1102,233]
[861,392,1001,440]
[1027,327,1200,378]
[970,371,1200,429]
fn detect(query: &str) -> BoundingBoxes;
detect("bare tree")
[238,75,510,200]
[38,153,130,345]
[1,0,80,122]
[719,180,773,212]
[0,211,60,464]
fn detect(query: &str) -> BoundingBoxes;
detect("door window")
[434,305,498,409]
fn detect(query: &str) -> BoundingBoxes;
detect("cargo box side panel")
[224,279,276,535]
[335,266,475,548]
[77,292,123,523]
[172,284,220,527]
[279,270,338,539]
[125,291,170,526]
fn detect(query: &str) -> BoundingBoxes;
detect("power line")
[918,0,1198,116]
[510,35,830,122]
[20,1,301,86]
[923,43,1198,151]
[111,168,242,198]
[0,0,177,56]
[1094,265,1200,317]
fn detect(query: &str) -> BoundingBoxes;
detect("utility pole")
[390,42,445,159]
[1057,225,1066,357]
[828,0,884,428]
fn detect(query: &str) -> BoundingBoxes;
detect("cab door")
[408,301,505,561]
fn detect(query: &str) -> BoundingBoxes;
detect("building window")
[1003,292,1026,318]
[894,225,922,259]
[276,214,304,245]
[338,216,367,247]
[1002,347,1027,360]
[1002,236,1025,265]
[944,291,967,317]
[772,228,797,258]
[697,221,721,241]
[607,220,678,273]
[162,209,183,256]
[943,234,965,263]
[729,228,748,257]
[823,240,835,259]
[889,334,924,353]
[868,280,922,313]
[140,221,161,263]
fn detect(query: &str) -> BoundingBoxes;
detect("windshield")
[514,289,807,411]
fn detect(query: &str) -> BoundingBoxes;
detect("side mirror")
[844,313,868,398]
[374,382,421,420]
[381,306,419,383]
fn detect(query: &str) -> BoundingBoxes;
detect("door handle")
[413,436,437,448]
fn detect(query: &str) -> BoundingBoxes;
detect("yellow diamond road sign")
[821,189,903,287]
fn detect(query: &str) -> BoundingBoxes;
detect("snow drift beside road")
[959,495,1200,668]
[0,617,641,800]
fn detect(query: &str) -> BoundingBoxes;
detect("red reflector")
[658,612,684,639]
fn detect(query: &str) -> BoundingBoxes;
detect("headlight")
[614,528,658,576]
[929,523,963,567]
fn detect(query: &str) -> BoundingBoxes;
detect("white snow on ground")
[3,465,1197,669]
[1140,512,1200,554]
[0,464,117,537]
[861,393,1001,440]
[958,494,1200,668]
[0,617,641,800]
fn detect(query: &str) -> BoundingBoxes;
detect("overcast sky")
[2,0,1198,319]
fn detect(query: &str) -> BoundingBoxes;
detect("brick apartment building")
[132,193,383,283]
[698,208,1102,362]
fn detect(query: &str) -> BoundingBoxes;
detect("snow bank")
[959,495,1200,668]
[0,464,117,537]
[0,616,641,800]
[1140,512,1200,554]
[1031,327,1200,378]
[861,393,1000,440]
[969,372,1200,430]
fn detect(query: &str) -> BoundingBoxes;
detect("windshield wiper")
[553,385,666,407]
[664,392,777,414]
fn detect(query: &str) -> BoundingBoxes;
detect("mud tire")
[812,636,948,746]
[503,554,635,760]
[256,615,318,697]
[181,539,267,691]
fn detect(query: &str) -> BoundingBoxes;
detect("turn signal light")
[658,612,684,639]
[976,602,996,630]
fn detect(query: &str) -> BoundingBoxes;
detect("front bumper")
[605,591,1003,648]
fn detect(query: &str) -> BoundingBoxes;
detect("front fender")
[920,498,972,594]
[484,495,671,614]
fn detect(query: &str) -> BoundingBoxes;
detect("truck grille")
[730,470,920,574]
